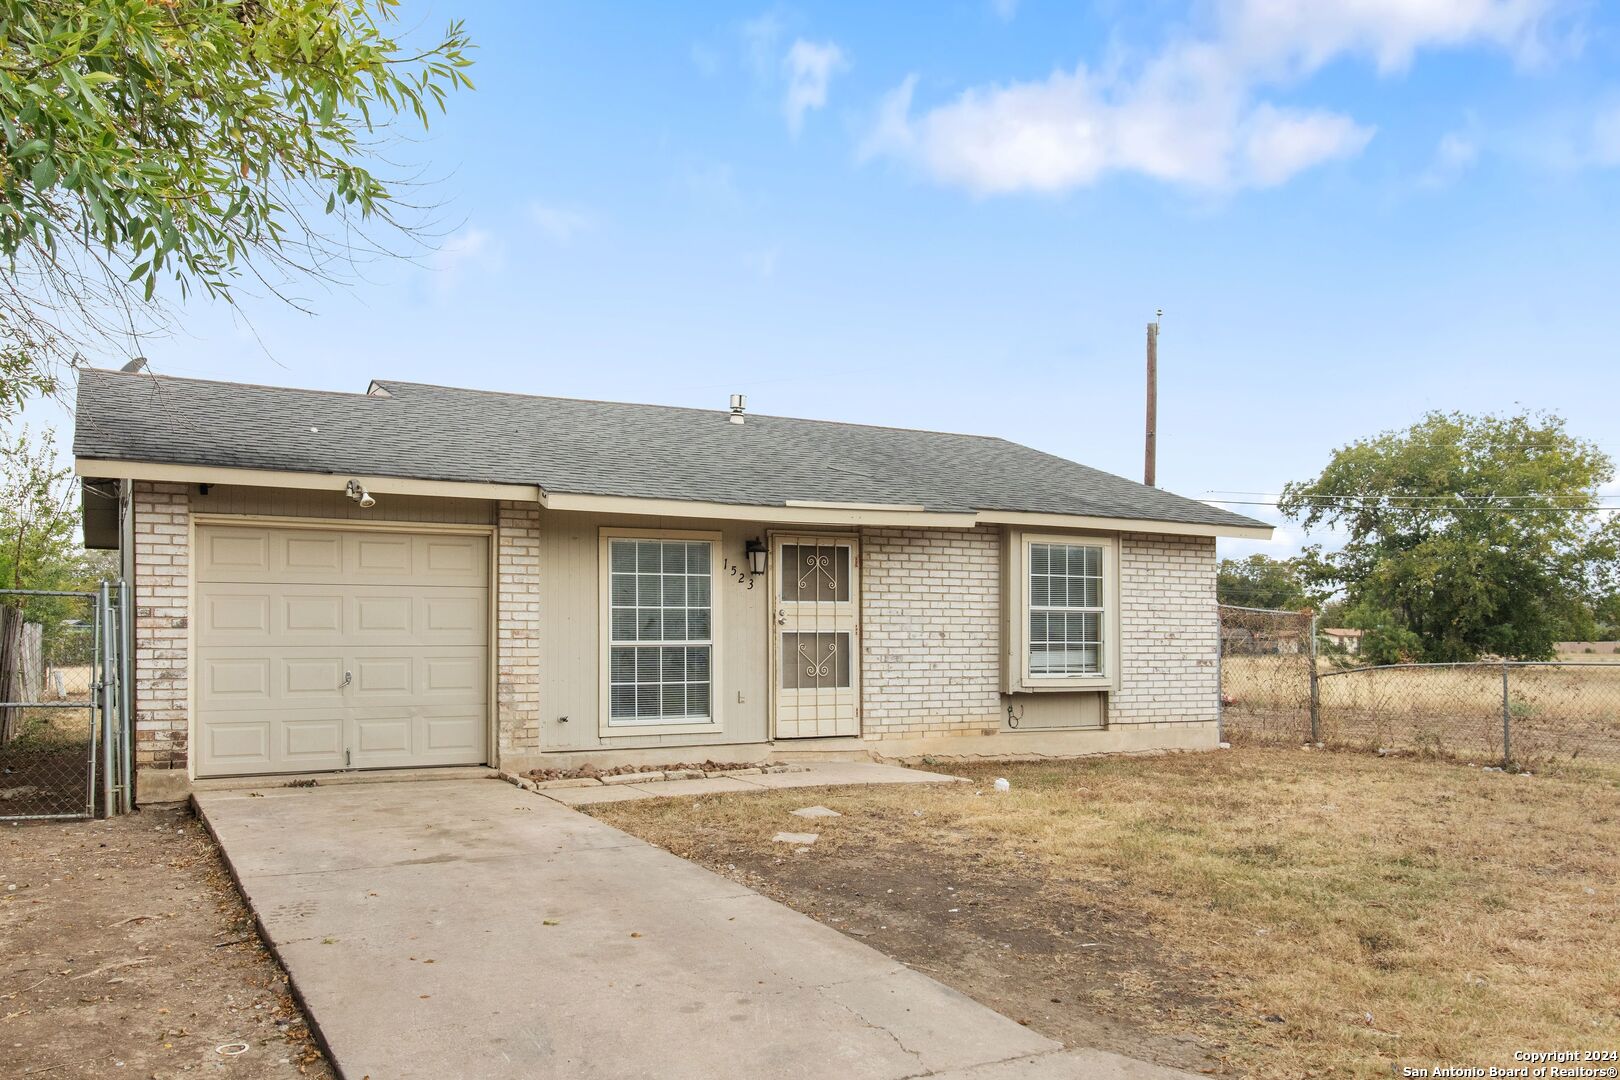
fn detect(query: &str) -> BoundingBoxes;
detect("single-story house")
[73,368,1269,800]
[1320,628,1364,655]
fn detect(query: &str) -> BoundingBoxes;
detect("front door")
[772,534,860,738]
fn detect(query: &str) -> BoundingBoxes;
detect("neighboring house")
[73,369,1269,801]
[1320,628,1364,655]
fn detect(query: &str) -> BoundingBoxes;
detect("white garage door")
[194,524,489,778]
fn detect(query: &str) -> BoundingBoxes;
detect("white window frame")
[1012,531,1118,691]
[598,527,724,738]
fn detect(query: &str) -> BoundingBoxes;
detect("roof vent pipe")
[728,393,746,425]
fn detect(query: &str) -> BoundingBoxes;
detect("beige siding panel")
[193,484,494,525]
[193,523,489,777]
[537,510,769,753]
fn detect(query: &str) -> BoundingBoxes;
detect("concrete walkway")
[196,778,1196,1080]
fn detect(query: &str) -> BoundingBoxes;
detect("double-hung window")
[606,536,715,727]
[1025,538,1109,680]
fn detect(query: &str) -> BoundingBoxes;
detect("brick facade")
[131,481,190,769]
[495,502,542,755]
[1108,532,1219,726]
[859,527,1002,739]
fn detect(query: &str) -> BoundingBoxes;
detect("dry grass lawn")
[591,749,1620,1078]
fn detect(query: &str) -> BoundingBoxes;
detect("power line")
[1206,489,1620,503]
[1208,498,1615,514]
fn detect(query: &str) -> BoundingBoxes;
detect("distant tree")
[0,428,112,741]
[0,0,475,419]
[1280,411,1619,662]
[1217,554,1309,610]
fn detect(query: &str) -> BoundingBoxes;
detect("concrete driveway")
[196,779,1194,1080]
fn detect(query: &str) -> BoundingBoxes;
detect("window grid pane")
[609,539,714,723]
[1028,542,1104,676]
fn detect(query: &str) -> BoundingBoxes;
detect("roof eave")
[74,458,1272,539]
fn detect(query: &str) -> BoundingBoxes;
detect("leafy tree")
[0,0,474,418]
[0,428,113,741]
[1216,554,1309,610]
[1280,412,1619,662]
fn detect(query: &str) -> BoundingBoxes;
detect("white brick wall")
[1109,532,1219,725]
[859,527,1002,739]
[496,501,542,754]
[131,481,190,770]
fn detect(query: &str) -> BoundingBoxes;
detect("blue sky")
[34,0,1620,557]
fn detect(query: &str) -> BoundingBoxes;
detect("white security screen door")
[772,534,860,738]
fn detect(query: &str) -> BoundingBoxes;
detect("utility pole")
[1144,311,1160,487]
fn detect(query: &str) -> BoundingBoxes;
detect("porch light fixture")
[745,538,768,576]
[345,479,376,509]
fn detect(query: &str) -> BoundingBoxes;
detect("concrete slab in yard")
[196,780,1067,1080]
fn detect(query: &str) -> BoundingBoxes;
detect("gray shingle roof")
[72,368,1265,531]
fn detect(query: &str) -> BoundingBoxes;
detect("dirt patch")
[0,805,331,1079]
[0,744,96,818]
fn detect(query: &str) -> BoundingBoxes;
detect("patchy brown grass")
[590,749,1620,1079]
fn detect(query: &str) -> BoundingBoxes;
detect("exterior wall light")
[745,538,768,575]
[345,479,376,509]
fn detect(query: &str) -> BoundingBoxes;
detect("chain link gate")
[0,582,132,820]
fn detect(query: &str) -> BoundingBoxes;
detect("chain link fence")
[1217,604,1315,743]
[1219,605,1620,773]
[0,585,132,820]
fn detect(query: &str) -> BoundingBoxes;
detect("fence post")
[99,582,116,818]
[1500,662,1512,767]
[118,579,134,814]
[1308,611,1320,744]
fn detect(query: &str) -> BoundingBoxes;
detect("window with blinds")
[607,539,713,724]
[1028,541,1105,676]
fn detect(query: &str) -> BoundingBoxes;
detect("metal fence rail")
[0,583,131,820]
[1218,604,1620,771]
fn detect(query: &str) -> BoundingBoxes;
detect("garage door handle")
[342,670,353,688]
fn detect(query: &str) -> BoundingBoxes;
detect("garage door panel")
[197,527,487,588]
[198,583,485,648]
[350,707,485,769]
[283,717,347,765]
[194,524,489,778]
[199,647,485,712]
[284,594,345,635]
[200,657,272,704]
[204,530,272,574]
[196,710,348,775]
[355,594,413,634]
[202,592,273,638]
[285,534,343,575]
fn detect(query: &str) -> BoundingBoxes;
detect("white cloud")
[427,226,498,295]
[1418,130,1481,187]
[1240,104,1373,187]
[863,0,1561,194]
[741,11,786,80]
[1223,0,1562,75]
[742,246,780,279]
[527,202,593,243]
[783,39,848,134]
[1591,103,1620,166]
[690,42,721,78]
